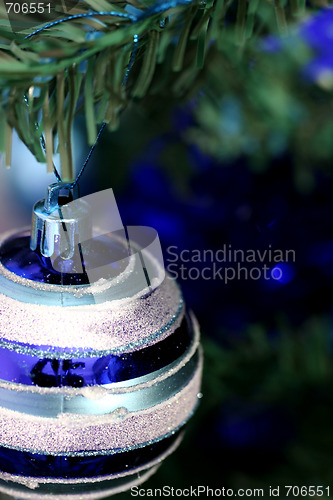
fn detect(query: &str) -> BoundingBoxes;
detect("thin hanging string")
[70,122,106,188]
[123,34,139,86]
[24,0,195,188]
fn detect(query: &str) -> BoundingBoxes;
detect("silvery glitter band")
[0,273,183,353]
[0,413,190,457]
[0,299,183,360]
[0,351,202,454]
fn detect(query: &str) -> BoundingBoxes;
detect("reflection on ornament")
[0,183,202,499]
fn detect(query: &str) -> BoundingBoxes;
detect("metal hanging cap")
[30,182,92,260]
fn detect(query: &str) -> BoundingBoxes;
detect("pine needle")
[43,89,54,173]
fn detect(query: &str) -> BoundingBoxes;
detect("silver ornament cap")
[30,182,92,261]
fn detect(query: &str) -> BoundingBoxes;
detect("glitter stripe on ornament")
[0,418,192,457]
[0,350,202,454]
[0,274,183,353]
[0,299,184,359]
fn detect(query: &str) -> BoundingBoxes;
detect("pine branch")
[0,0,327,176]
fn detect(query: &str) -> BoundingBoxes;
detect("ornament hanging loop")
[44,182,79,214]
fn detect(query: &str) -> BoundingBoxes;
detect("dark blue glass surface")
[0,431,181,478]
[0,314,192,387]
[0,231,129,285]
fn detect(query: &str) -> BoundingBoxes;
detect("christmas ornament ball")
[0,186,202,499]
